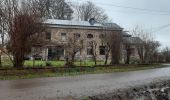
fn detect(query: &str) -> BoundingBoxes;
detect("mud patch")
[85,80,170,100]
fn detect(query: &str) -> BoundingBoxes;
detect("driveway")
[1,66,170,100]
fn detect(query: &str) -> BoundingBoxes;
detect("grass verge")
[0,60,109,68]
[0,64,168,80]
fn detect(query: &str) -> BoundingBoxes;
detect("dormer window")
[87,34,93,38]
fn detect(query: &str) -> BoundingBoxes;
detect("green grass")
[0,60,108,68]
[24,60,106,67]
[24,60,46,67]
[0,64,167,80]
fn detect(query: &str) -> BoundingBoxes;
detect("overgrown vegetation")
[0,64,166,80]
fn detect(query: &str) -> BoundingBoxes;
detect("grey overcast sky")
[69,0,170,48]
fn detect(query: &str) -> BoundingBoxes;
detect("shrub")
[46,62,52,67]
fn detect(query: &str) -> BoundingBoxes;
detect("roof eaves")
[46,24,123,31]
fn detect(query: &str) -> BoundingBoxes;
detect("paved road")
[1,66,170,100]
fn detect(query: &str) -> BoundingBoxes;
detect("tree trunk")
[94,58,97,65]
[110,49,120,64]
[33,57,35,67]
[104,52,109,65]
[0,29,4,68]
[126,54,130,64]
[126,46,131,64]
[0,55,2,67]
[65,55,74,67]
[92,53,97,65]
[110,33,121,65]
[13,54,24,68]
[71,55,75,62]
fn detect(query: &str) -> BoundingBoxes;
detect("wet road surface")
[1,66,170,100]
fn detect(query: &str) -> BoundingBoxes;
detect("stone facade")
[32,19,140,63]
[43,28,121,61]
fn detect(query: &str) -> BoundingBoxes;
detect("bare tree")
[123,36,139,64]
[0,0,18,67]
[88,40,97,65]
[75,1,108,22]
[104,43,111,65]
[0,0,4,67]
[64,32,84,67]
[99,33,111,65]
[124,44,132,64]
[100,31,122,65]
[31,0,73,19]
[162,47,170,63]
[1,0,45,68]
[131,26,160,64]
[145,40,160,63]
[99,29,122,65]
[110,32,122,64]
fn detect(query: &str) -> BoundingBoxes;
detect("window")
[48,46,64,60]
[48,47,53,60]
[131,48,135,56]
[46,32,51,40]
[74,33,81,38]
[56,47,64,56]
[99,34,105,38]
[87,47,93,55]
[99,46,106,55]
[61,33,67,41]
[87,34,94,38]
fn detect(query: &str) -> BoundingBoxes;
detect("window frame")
[99,34,105,38]
[99,46,106,55]
[45,32,51,40]
[87,34,94,39]
[87,47,93,55]
[74,33,81,38]
[61,33,67,41]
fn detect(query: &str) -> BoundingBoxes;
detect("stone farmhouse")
[32,19,141,63]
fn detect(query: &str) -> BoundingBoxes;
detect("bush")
[46,62,52,66]
[130,57,140,64]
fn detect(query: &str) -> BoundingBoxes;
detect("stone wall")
[46,27,123,61]
[37,27,140,62]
